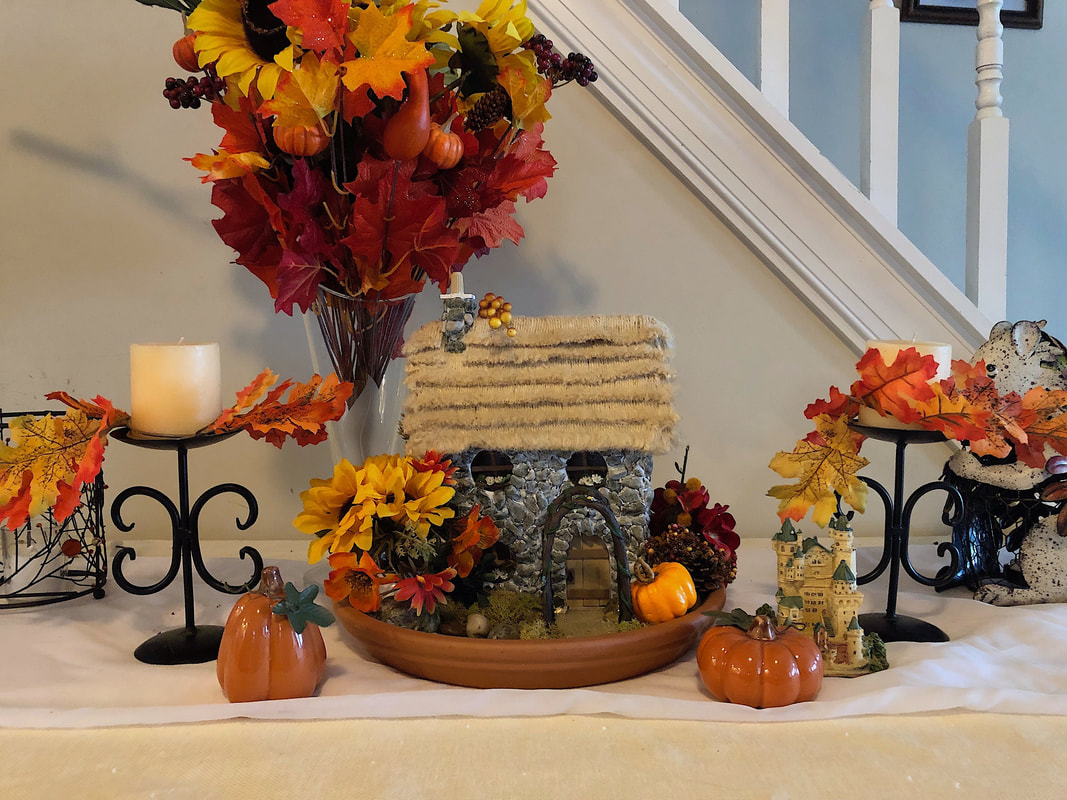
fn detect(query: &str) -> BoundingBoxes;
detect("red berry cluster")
[522,34,598,87]
[163,67,225,109]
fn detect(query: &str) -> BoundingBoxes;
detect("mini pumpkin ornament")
[217,566,335,703]
[697,608,823,708]
[422,115,465,169]
[273,124,330,157]
[172,33,199,73]
[630,558,697,623]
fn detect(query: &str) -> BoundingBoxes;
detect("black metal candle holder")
[851,423,964,643]
[109,427,263,665]
[0,410,108,608]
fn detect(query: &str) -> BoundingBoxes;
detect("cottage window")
[566,451,608,486]
[470,451,513,488]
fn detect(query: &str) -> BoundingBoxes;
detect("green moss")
[614,619,646,633]
[477,589,543,627]
[519,619,552,640]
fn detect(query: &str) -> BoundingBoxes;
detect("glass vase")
[311,286,417,464]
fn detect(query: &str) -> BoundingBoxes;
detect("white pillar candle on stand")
[856,339,951,428]
[130,342,222,437]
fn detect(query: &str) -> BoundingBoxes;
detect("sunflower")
[394,468,456,537]
[294,458,369,562]
[187,0,298,99]
[457,0,535,58]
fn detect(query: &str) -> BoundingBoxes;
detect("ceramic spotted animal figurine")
[942,320,1067,605]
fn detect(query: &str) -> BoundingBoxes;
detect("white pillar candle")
[856,339,952,428]
[130,342,222,437]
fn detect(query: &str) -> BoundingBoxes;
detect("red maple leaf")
[461,200,525,252]
[488,125,557,202]
[850,347,938,423]
[213,96,265,155]
[804,386,855,421]
[946,359,1033,458]
[269,0,350,56]
[210,175,286,302]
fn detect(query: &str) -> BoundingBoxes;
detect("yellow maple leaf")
[260,53,340,129]
[497,51,551,128]
[0,411,103,529]
[767,414,869,527]
[341,3,436,102]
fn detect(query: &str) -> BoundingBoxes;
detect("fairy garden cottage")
[401,311,677,608]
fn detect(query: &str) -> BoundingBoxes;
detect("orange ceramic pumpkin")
[173,33,199,72]
[273,124,330,157]
[697,615,823,708]
[217,566,328,703]
[423,122,464,169]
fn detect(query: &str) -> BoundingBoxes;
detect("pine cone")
[641,524,737,596]
[464,86,512,132]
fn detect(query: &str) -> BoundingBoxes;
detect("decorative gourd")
[273,124,330,157]
[697,612,823,708]
[422,119,464,169]
[630,559,697,624]
[173,33,200,72]
[383,68,431,161]
[216,566,334,703]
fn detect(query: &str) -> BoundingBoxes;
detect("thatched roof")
[402,314,677,455]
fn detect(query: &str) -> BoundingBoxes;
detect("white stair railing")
[966,0,1010,322]
[862,0,901,227]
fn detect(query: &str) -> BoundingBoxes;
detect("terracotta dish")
[333,589,725,689]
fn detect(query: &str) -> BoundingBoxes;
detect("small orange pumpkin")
[631,559,697,623]
[217,566,331,703]
[172,33,200,73]
[273,124,330,157]
[423,121,464,169]
[697,614,823,708]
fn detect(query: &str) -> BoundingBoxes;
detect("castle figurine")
[772,514,879,676]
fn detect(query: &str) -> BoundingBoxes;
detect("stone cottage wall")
[449,449,654,602]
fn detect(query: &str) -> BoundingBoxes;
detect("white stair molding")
[965,0,1010,322]
[759,0,790,118]
[528,0,993,356]
[861,0,900,226]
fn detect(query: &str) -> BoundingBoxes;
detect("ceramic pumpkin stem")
[747,615,779,641]
[260,565,285,600]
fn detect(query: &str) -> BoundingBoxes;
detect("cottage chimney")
[440,272,477,352]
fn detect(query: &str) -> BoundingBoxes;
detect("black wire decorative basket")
[0,409,107,608]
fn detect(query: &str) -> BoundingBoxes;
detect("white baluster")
[861,0,899,225]
[965,0,1009,321]
[760,0,790,117]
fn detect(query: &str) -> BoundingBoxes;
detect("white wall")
[682,0,1067,339]
[0,0,949,554]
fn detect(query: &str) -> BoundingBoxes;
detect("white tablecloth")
[3,542,1066,728]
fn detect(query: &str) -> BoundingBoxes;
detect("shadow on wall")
[8,128,200,226]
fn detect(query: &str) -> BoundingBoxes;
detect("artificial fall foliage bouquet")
[136,0,597,314]
[640,456,740,597]
[768,346,1067,528]
[295,451,508,619]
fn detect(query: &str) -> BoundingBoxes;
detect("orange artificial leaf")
[214,373,353,447]
[804,385,856,421]
[211,368,280,432]
[260,52,341,129]
[188,149,271,183]
[850,347,938,424]
[45,392,131,429]
[341,3,435,103]
[767,414,869,527]
[949,360,1033,459]
[269,0,351,56]
[910,383,991,445]
[0,410,111,530]
[1016,387,1067,468]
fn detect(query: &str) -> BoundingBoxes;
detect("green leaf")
[272,581,336,633]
